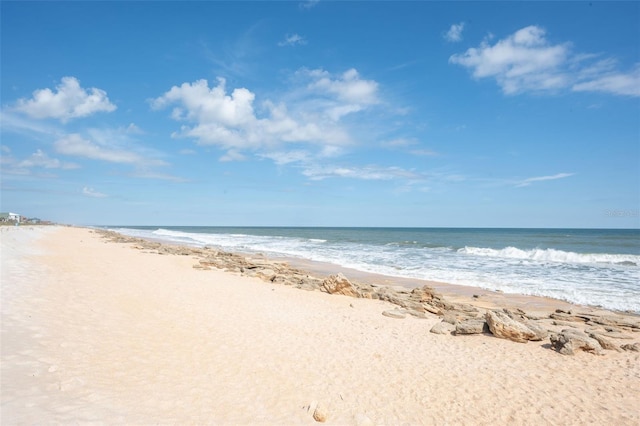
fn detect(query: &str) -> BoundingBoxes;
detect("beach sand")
[1,226,639,425]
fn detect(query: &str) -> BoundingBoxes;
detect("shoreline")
[96,227,640,349]
[99,226,633,318]
[101,225,640,315]
[2,225,639,424]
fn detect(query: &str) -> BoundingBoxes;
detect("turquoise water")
[109,227,640,313]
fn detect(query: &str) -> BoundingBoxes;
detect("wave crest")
[457,246,638,266]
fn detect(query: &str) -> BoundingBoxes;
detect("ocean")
[107,226,640,313]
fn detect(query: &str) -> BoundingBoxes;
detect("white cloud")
[219,150,247,162]
[125,123,144,134]
[127,170,186,182]
[572,64,640,97]
[302,164,421,181]
[409,149,439,157]
[55,134,139,163]
[1,148,79,177]
[450,25,640,97]
[54,133,167,168]
[299,0,319,10]
[14,77,116,122]
[0,111,62,140]
[449,26,569,94]
[445,22,465,42]
[83,187,108,198]
[278,33,307,47]
[260,150,311,166]
[151,69,380,160]
[305,68,379,106]
[151,78,256,128]
[382,138,418,148]
[18,149,79,170]
[516,172,574,187]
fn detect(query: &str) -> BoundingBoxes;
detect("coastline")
[106,225,640,314]
[2,225,639,424]
[100,226,634,317]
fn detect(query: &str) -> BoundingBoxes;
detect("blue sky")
[1,1,638,228]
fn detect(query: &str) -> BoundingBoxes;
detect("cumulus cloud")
[449,26,569,94]
[516,172,574,187]
[151,69,380,160]
[278,33,307,47]
[82,187,108,198]
[445,22,465,42]
[14,77,116,122]
[305,68,379,106]
[450,25,639,97]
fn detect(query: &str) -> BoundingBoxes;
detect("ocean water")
[107,226,640,313]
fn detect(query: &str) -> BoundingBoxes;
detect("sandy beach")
[1,226,639,425]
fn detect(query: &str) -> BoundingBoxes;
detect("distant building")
[0,212,21,223]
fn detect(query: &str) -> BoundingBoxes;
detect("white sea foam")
[458,246,639,266]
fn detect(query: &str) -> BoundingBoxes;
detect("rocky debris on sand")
[311,403,327,423]
[621,343,639,352]
[486,309,548,343]
[95,229,640,356]
[322,273,359,297]
[550,329,604,356]
[589,333,623,352]
[486,310,536,343]
[430,321,456,335]
[455,318,489,335]
[551,310,640,333]
[382,309,406,319]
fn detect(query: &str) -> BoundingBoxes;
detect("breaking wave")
[458,246,638,267]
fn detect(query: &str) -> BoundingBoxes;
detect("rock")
[485,310,538,343]
[549,330,604,355]
[549,312,588,323]
[503,309,548,341]
[322,273,358,297]
[443,310,478,325]
[450,303,479,313]
[589,333,623,352]
[523,321,549,341]
[524,313,548,321]
[407,310,429,319]
[601,331,634,340]
[313,404,328,422]
[430,321,456,335]
[552,320,579,328]
[256,268,276,278]
[409,285,439,303]
[382,309,406,319]
[586,315,640,331]
[455,318,489,335]
[422,303,442,316]
[621,343,640,352]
